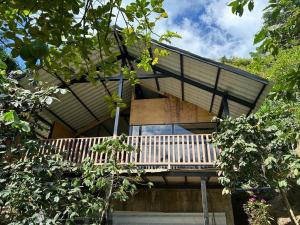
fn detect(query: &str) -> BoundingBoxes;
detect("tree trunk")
[99,172,114,225]
[99,138,117,225]
[279,187,299,225]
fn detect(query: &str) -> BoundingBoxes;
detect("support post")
[218,94,230,118]
[113,70,123,137]
[201,177,209,225]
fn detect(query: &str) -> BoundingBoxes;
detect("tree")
[213,111,300,224]
[0,54,147,224]
[0,1,174,223]
[0,0,180,81]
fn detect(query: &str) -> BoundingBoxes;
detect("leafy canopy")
[0,0,180,81]
[0,51,147,225]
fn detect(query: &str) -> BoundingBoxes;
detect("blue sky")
[12,0,268,68]
[151,0,268,59]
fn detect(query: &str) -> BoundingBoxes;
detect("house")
[30,36,271,225]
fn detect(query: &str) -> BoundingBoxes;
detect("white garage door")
[112,211,227,225]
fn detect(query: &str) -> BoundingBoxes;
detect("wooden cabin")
[26,39,271,225]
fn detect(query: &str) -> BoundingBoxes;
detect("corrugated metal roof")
[30,35,271,134]
[128,40,271,118]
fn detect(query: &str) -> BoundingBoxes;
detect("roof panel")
[218,70,263,103]
[183,56,218,86]
[184,83,213,111]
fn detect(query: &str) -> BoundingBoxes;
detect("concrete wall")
[130,95,215,125]
[114,188,234,225]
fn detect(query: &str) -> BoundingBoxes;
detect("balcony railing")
[39,134,220,169]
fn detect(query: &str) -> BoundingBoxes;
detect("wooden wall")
[130,95,215,125]
[50,121,75,139]
[114,188,234,225]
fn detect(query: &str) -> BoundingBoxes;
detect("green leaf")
[278,180,287,188]
[254,29,267,44]
[54,196,59,202]
[45,192,51,200]
[0,59,7,70]
[248,1,254,11]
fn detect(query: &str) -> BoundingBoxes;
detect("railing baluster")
[163,136,166,163]
[182,135,185,163]
[125,136,130,164]
[144,136,148,163]
[80,138,87,163]
[177,135,180,163]
[158,136,161,163]
[201,135,206,163]
[58,139,64,155]
[148,136,152,163]
[68,139,75,161]
[206,134,212,163]
[196,135,200,163]
[187,135,190,163]
[139,136,143,163]
[132,136,139,163]
[192,135,195,163]
[153,136,156,163]
[167,135,170,169]
[93,138,99,164]
[172,136,175,163]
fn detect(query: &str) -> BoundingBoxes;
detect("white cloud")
[152,0,268,59]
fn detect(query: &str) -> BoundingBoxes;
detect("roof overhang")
[21,31,272,134]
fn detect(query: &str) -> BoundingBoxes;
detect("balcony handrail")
[39,134,220,169]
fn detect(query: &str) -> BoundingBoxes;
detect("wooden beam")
[180,54,184,101]
[201,177,209,225]
[209,67,221,112]
[149,47,160,91]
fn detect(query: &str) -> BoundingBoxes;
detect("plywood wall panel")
[130,95,215,125]
[50,121,75,139]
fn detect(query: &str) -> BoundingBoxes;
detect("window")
[130,123,217,135]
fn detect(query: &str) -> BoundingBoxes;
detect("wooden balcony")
[39,134,220,169]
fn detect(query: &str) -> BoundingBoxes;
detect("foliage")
[213,113,300,194]
[0,69,145,224]
[1,138,143,225]
[0,0,180,82]
[229,0,300,55]
[243,195,273,225]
